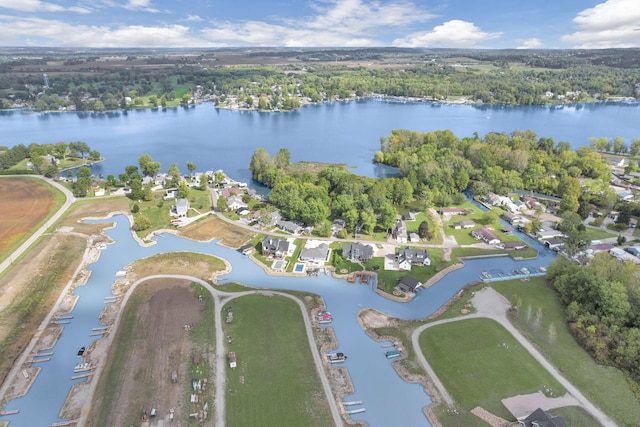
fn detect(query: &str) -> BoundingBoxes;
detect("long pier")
[0,410,19,415]
[343,400,363,406]
[51,420,78,426]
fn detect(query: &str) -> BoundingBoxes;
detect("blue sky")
[0,0,638,48]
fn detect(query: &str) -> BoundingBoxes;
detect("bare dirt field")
[179,216,255,248]
[88,279,204,426]
[59,198,130,236]
[0,177,56,256]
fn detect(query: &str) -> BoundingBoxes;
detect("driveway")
[412,287,616,426]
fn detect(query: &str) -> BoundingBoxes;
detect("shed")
[229,352,237,368]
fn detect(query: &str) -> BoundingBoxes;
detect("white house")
[175,198,189,217]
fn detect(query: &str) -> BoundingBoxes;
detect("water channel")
[1,99,636,425]
[1,211,556,426]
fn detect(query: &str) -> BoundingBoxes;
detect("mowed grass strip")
[491,279,640,426]
[420,318,564,420]
[224,295,332,427]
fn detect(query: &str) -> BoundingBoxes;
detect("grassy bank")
[223,294,333,427]
[420,318,565,421]
[491,278,640,426]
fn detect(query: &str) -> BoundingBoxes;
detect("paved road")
[412,287,616,427]
[0,175,76,276]
[77,274,343,427]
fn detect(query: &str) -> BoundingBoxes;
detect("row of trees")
[547,255,640,380]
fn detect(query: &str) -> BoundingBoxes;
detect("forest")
[249,129,615,234]
[1,47,639,111]
[547,255,640,384]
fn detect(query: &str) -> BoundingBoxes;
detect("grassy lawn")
[371,248,450,294]
[491,278,640,426]
[404,212,443,245]
[583,226,617,241]
[286,239,304,272]
[548,406,601,427]
[131,187,211,237]
[223,294,333,427]
[420,318,565,420]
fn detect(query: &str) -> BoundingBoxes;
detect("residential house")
[397,276,422,294]
[261,236,290,259]
[219,186,244,198]
[164,188,178,200]
[409,232,420,243]
[342,243,374,262]
[396,248,431,270]
[452,220,475,229]
[523,195,539,209]
[299,243,330,264]
[331,218,345,235]
[393,220,408,244]
[517,408,566,427]
[175,198,189,217]
[536,230,564,240]
[545,238,565,250]
[607,211,619,221]
[503,212,523,225]
[629,218,638,228]
[227,195,248,211]
[277,220,304,235]
[403,212,416,221]
[498,241,527,250]
[472,227,500,245]
[440,207,466,216]
[484,192,502,206]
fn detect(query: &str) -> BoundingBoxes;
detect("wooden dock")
[0,410,19,416]
[71,372,92,380]
[346,408,366,414]
[30,357,51,363]
[35,351,54,357]
[343,400,363,406]
[51,419,78,426]
[89,330,106,336]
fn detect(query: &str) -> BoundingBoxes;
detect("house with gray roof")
[396,248,431,270]
[261,236,290,259]
[277,219,304,235]
[175,198,189,217]
[518,408,566,427]
[397,276,422,293]
[472,227,500,245]
[299,243,330,264]
[342,243,374,262]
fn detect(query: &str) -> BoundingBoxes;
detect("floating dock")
[30,357,51,363]
[0,410,19,416]
[92,326,108,331]
[57,314,73,320]
[89,330,106,336]
[51,320,71,324]
[35,351,54,357]
[71,373,92,380]
[51,419,78,426]
[346,408,366,414]
[343,401,362,406]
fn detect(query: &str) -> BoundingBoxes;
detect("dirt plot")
[0,178,55,255]
[179,216,254,248]
[88,279,204,427]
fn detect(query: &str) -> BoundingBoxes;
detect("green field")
[491,278,640,426]
[223,294,333,427]
[420,318,565,421]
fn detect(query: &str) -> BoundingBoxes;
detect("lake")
[2,99,639,186]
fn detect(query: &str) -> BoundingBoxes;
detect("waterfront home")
[518,408,566,427]
[261,236,290,259]
[175,198,189,217]
[342,242,374,262]
[503,212,523,224]
[299,243,330,265]
[397,276,422,294]
[536,230,564,240]
[396,248,431,270]
[523,195,540,209]
[472,227,500,245]
[484,192,503,206]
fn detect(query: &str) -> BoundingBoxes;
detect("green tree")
[178,181,190,199]
[186,161,197,177]
[217,195,228,212]
[133,214,151,231]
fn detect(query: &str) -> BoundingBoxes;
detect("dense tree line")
[547,255,640,382]
[375,129,612,212]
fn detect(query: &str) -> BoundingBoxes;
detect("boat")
[327,352,347,363]
[385,350,401,359]
[317,311,332,324]
[77,346,86,357]
[520,267,530,275]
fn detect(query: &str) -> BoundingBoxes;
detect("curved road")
[0,175,76,275]
[77,274,343,427]
[411,287,616,427]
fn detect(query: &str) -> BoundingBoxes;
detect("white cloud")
[392,20,501,48]
[0,0,90,13]
[201,0,435,47]
[562,0,640,48]
[184,14,202,22]
[0,16,212,47]
[516,38,543,49]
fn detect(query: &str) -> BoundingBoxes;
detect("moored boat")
[77,346,86,357]
[327,352,347,363]
[317,311,332,324]
[385,350,401,359]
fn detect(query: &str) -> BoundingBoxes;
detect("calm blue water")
[1,213,556,427]
[1,100,634,426]
[2,100,639,186]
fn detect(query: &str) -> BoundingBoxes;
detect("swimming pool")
[293,263,305,273]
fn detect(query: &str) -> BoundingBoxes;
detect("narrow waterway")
[1,213,556,427]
